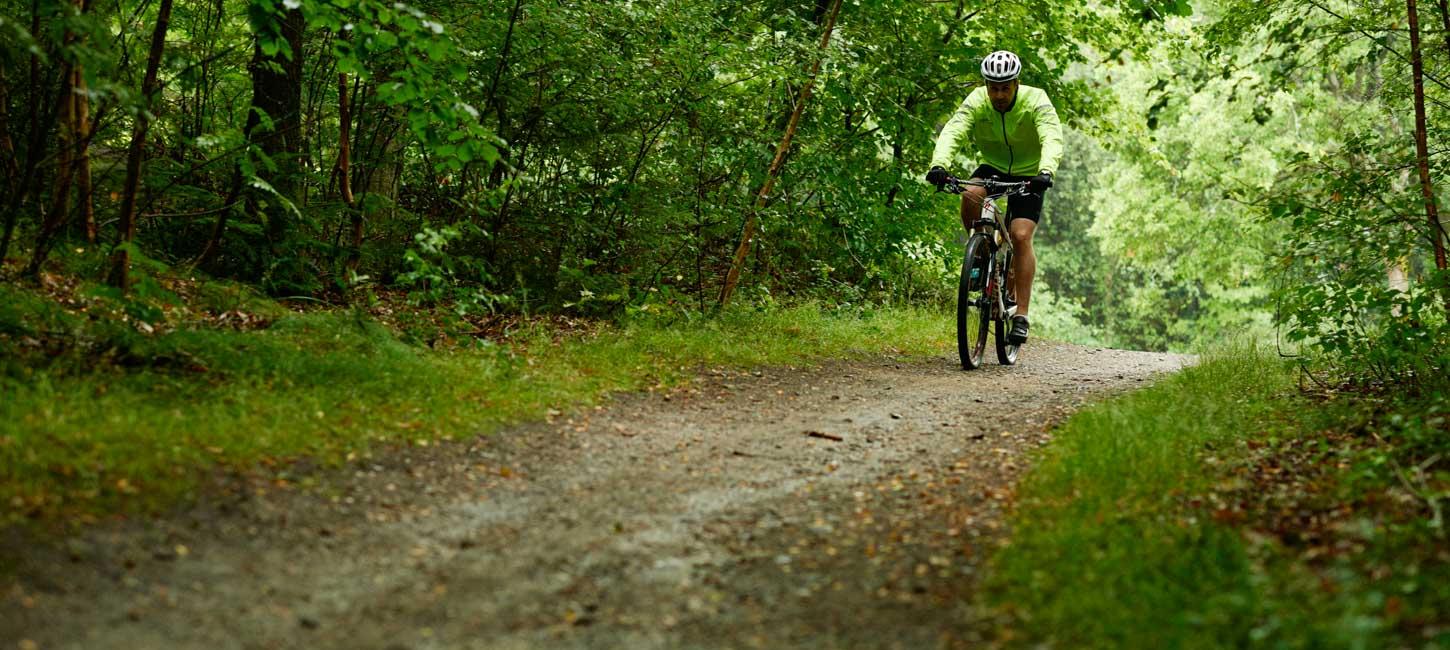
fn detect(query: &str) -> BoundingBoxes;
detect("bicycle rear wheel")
[994,248,1020,365]
[957,235,991,370]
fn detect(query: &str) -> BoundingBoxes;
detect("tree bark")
[0,0,53,266]
[23,0,96,273]
[718,0,844,307]
[43,65,76,247]
[197,3,305,273]
[485,0,524,191]
[0,61,16,192]
[354,92,405,220]
[74,64,95,243]
[194,155,250,268]
[248,3,305,247]
[26,0,41,159]
[1438,0,1450,55]
[195,96,266,268]
[338,61,360,271]
[1407,0,1449,313]
[106,0,174,290]
[23,14,85,278]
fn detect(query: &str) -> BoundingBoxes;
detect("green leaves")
[398,225,505,316]
[1131,0,1194,18]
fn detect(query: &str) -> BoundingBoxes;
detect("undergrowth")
[989,344,1449,648]
[1,271,950,527]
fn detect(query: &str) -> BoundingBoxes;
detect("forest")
[2,0,1448,646]
[0,0,1444,354]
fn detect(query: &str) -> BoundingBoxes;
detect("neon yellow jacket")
[929,84,1064,177]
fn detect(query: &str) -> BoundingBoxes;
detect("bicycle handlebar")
[936,175,1032,197]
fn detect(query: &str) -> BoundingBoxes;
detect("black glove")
[1029,172,1054,193]
[925,166,948,187]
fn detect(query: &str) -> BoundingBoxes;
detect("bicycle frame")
[943,177,1030,318]
[976,195,1013,317]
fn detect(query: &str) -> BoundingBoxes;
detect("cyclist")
[925,50,1063,345]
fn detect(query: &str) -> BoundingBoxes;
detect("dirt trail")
[3,342,1188,650]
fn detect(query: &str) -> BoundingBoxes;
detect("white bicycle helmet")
[981,50,1022,83]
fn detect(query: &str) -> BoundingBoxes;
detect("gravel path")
[3,342,1189,650]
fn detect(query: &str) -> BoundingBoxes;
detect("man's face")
[987,80,1019,112]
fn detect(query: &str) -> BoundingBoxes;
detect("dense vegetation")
[0,0,1189,318]
[0,277,950,521]
[993,347,1449,647]
[2,0,1444,353]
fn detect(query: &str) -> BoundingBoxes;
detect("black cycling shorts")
[971,164,1045,223]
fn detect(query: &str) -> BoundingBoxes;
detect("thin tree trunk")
[107,0,174,290]
[485,0,524,191]
[0,61,16,188]
[338,62,360,271]
[357,104,405,219]
[44,65,76,241]
[485,0,523,116]
[1408,0,1449,308]
[27,0,40,156]
[718,0,844,307]
[1438,0,1450,54]
[194,102,262,268]
[0,0,48,266]
[74,64,95,243]
[23,60,81,277]
[194,173,244,268]
[25,0,95,273]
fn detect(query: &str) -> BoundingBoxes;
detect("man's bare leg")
[1008,218,1037,318]
[959,183,988,233]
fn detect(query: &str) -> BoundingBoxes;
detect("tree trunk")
[247,3,305,247]
[23,0,96,273]
[0,61,16,194]
[106,0,174,290]
[484,0,524,191]
[355,93,405,221]
[1389,258,1410,316]
[0,0,51,266]
[718,0,844,307]
[1438,0,1450,54]
[26,0,41,159]
[197,3,305,274]
[43,63,76,251]
[74,64,95,243]
[23,16,84,278]
[338,61,360,271]
[194,151,252,268]
[195,90,267,268]
[1407,0,1450,314]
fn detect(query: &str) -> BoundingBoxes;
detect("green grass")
[988,346,1288,648]
[988,344,1450,648]
[1,290,950,525]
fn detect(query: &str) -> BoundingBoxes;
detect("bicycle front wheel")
[957,235,992,370]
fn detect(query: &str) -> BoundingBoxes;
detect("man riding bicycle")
[926,50,1063,345]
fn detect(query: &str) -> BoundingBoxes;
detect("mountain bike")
[939,175,1030,370]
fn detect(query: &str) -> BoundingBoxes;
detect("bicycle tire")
[957,235,991,370]
[994,248,1020,366]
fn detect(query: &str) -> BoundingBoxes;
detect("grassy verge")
[2,278,950,526]
[988,345,1449,648]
